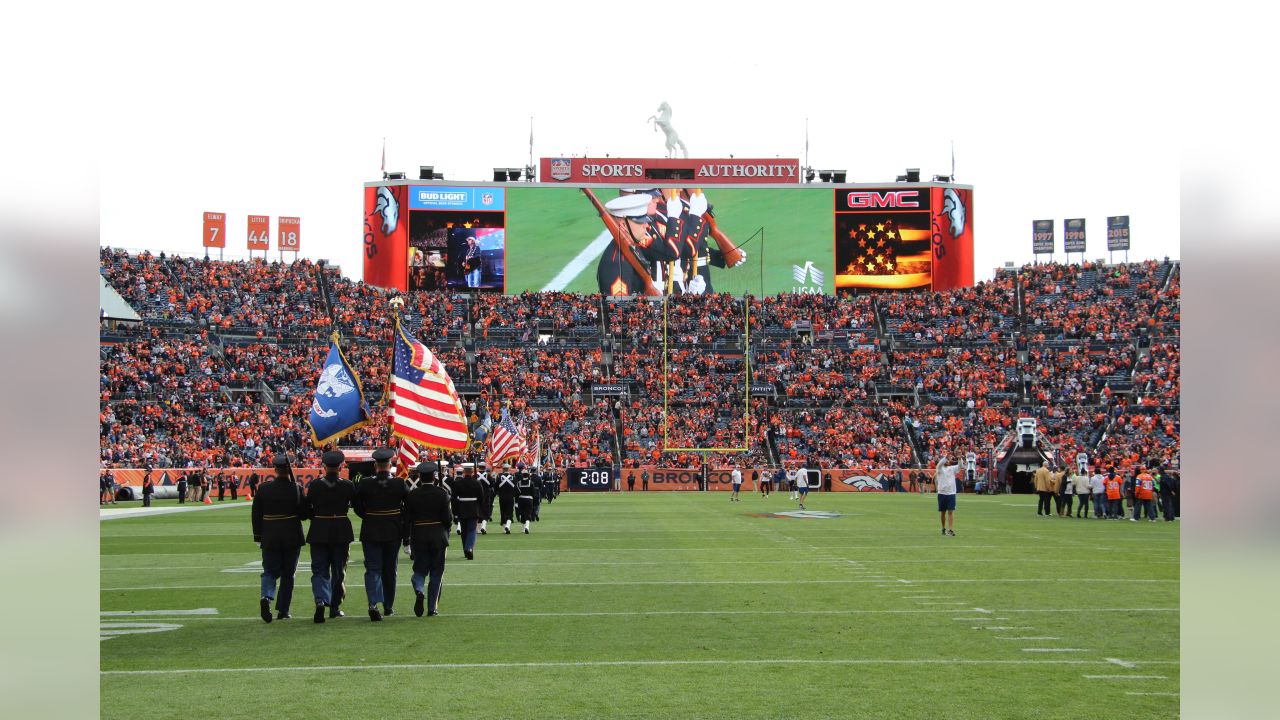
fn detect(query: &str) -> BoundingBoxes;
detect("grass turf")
[100,492,1178,719]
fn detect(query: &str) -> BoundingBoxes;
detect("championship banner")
[278,216,301,252]
[1063,218,1087,253]
[247,215,270,250]
[565,467,614,491]
[1106,216,1130,251]
[1032,219,1055,254]
[202,212,226,249]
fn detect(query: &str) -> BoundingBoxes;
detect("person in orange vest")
[1131,467,1157,522]
[1104,469,1123,520]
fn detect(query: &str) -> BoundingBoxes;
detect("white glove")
[732,249,747,268]
[687,274,706,295]
[687,193,708,217]
[665,195,683,220]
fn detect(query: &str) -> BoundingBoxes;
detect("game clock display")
[566,467,614,492]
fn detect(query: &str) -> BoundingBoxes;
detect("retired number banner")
[203,211,226,248]
[247,215,270,250]
[278,216,301,252]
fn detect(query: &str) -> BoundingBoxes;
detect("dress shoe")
[260,598,273,624]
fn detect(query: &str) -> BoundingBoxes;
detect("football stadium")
[98,148,1180,719]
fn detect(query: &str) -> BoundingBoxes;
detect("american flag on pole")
[390,319,469,451]
[487,412,528,466]
[397,437,420,476]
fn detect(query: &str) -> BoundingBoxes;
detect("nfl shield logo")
[481,193,494,206]
[550,158,572,181]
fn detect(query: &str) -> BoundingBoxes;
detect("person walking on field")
[1073,469,1092,518]
[730,468,743,502]
[1033,461,1054,517]
[935,455,961,536]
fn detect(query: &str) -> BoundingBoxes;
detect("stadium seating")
[100,247,1180,479]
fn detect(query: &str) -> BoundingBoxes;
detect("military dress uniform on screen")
[403,461,452,617]
[352,448,408,621]
[251,453,310,623]
[306,450,356,622]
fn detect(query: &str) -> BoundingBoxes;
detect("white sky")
[92,1,1179,282]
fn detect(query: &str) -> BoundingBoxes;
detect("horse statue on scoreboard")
[647,102,689,159]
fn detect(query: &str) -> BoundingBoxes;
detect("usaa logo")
[790,261,825,294]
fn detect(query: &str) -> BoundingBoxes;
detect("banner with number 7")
[203,212,226,249]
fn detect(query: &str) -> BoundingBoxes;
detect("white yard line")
[995,637,1060,641]
[1022,648,1089,653]
[541,230,613,292]
[101,657,1181,676]
[100,608,217,616]
[1083,675,1169,680]
[101,503,250,521]
[1126,692,1178,696]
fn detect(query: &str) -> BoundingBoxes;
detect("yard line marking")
[1083,675,1169,680]
[101,503,250,520]
[541,229,614,291]
[995,637,1060,641]
[897,579,913,584]
[1126,692,1178,696]
[100,658,1182,676]
[1106,658,1138,669]
[916,602,968,605]
[973,608,992,614]
[953,618,993,621]
[1023,648,1089,653]
[100,608,217,617]
[93,608,1174,621]
[972,627,1035,630]
[102,578,902,591]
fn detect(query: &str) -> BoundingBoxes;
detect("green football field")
[100,493,1179,719]
[504,187,835,295]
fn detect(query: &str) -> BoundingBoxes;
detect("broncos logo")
[941,188,966,237]
[841,474,885,492]
[374,186,400,235]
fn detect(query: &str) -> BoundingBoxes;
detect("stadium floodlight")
[895,174,908,182]
[419,166,434,180]
[507,167,523,181]
[431,172,444,180]
[818,170,833,182]
[830,170,847,183]
[493,168,508,181]
[386,171,406,180]
[906,168,920,182]
[933,174,952,182]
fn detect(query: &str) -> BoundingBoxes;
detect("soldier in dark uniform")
[528,464,543,521]
[142,468,154,507]
[251,453,309,623]
[217,470,227,501]
[476,462,494,535]
[495,462,518,533]
[516,465,537,534]
[542,468,558,503]
[176,473,187,504]
[352,448,407,621]
[246,471,260,499]
[451,466,484,560]
[403,461,452,617]
[596,191,681,297]
[642,469,649,491]
[306,450,355,623]
[229,470,238,500]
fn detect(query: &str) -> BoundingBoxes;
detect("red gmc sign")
[844,190,921,209]
[539,157,800,185]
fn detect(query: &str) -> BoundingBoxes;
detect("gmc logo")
[846,191,920,209]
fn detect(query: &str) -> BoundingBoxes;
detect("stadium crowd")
[101,248,1180,484]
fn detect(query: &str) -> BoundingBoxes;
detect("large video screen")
[366,184,973,296]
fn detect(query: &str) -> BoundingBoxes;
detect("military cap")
[605,193,653,222]
[321,450,346,467]
[415,461,439,478]
[272,453,292,468]
[371,447,395,462]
